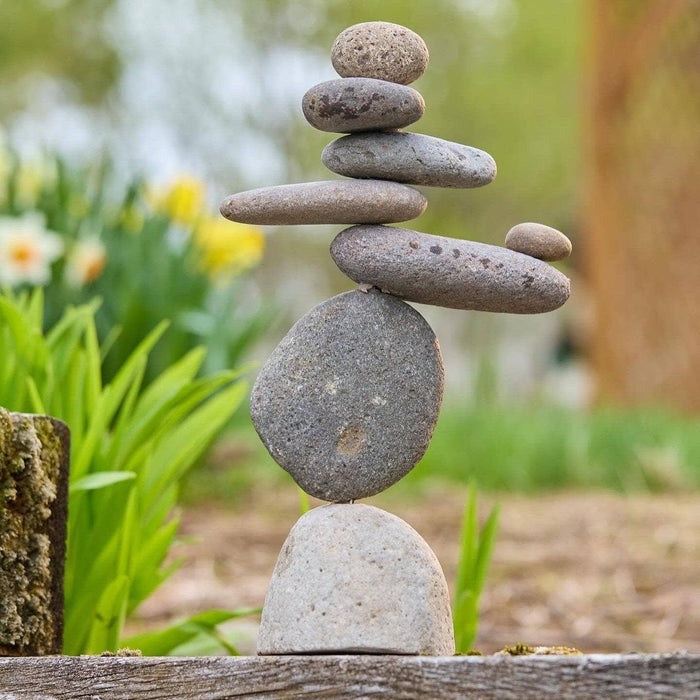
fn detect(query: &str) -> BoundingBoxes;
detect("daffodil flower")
[0,213,63,286]
[66,238,107,287]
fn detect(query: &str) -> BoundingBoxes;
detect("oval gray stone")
[322,132,497,188]
[302,78,425,133]
[250,290,443,502]
[505,222,572,262]
[330,225,571,314]
[220,180,427,226]
[258,504,455,655]
[331,22,429,86]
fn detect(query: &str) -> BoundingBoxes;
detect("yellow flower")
[148,176,206,227]
[0,213,63,286]
[194,217,264,278]
[66,238,107,287]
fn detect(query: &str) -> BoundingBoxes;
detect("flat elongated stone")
[331,22,429,85]
[322,132,497,188]
[220,180,427,225]
[302,78,425,133]
[331,226,570,314]
[505,222,572,261]
[250,290,443,502]
[258,504,455,655]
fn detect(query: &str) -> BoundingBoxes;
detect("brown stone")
[505,223,572,261]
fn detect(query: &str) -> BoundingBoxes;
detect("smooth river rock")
[505,222,572,261]
[258,504,455,655]
[331,22,429,86]
[220,180,427,226]
[302,78,425,133]
[250,289,443,502]
[322,132,497,188]
[330,226,571,314]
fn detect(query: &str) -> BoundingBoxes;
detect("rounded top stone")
[331,22,429,85]
[505,223,572,262]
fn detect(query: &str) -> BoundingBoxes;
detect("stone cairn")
[221,22,571,656]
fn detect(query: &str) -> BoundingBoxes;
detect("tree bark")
[0,408,70,655]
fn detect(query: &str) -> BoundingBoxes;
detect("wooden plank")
[0,654,698,699]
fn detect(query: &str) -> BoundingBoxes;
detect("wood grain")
[0,653,698,699]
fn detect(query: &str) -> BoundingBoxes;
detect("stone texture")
[258,504,455,655]
[322,132,497,188]
[330,226,571,314]
[302,78,425,133]
[220,180,427,226]
[505,222,572,261]
[0,409,70,656]
[331,22,429,86]
[250,290,443,502]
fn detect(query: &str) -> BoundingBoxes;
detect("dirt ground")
[127,486,700,655]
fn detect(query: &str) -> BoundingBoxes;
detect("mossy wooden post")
[0,408,70,656]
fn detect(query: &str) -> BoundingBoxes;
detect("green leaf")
[70,471,137,493]
[122,608,260,656]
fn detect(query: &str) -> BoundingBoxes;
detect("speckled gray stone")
[302,78,425,133]
[322,132,497,188]
[250,290,443,502]
[331,226,571,314]
[505,222,572,262]
[220,180,427,226]
[257,504,455,655]
[331,22,429,86]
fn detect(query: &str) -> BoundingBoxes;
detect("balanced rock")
[331,225,571,314]
[322,132,497,188]
[258,504,455,655]
[331,22,429,86]
[220,180,427,226]
[505,222,572,262]
[302,78,425,133]
[250,289,443,502]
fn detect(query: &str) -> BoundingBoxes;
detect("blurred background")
[1,0,698,654]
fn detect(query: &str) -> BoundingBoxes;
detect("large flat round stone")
[302,78,425,133]
[331,225,570,314]
[322,132,496,188]
[258,504,455,655]
[331,22,429,85]
[250,290,443,502]
[220,180,427,225]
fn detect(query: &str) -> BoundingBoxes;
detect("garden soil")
[126,487,700,655]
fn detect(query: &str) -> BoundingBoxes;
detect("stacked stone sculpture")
[221,21,571,656]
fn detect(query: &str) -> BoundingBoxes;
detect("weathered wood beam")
[0,653,698,699]
[0,409,70,656]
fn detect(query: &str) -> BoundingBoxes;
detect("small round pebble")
[302,78,425,133]
[250,289,443,502]
[505,223,572,261]
[331,22,429,85]
[258,504,455,655]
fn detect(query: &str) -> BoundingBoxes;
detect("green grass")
[405,402,700,493]
[190,401,700,503]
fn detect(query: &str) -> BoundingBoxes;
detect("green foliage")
[124,608,260,656]
[0,150,270,382]
[0,0,118,117]
[0,289,249,654]
[453,483,500,654]
[409,402,700,492]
